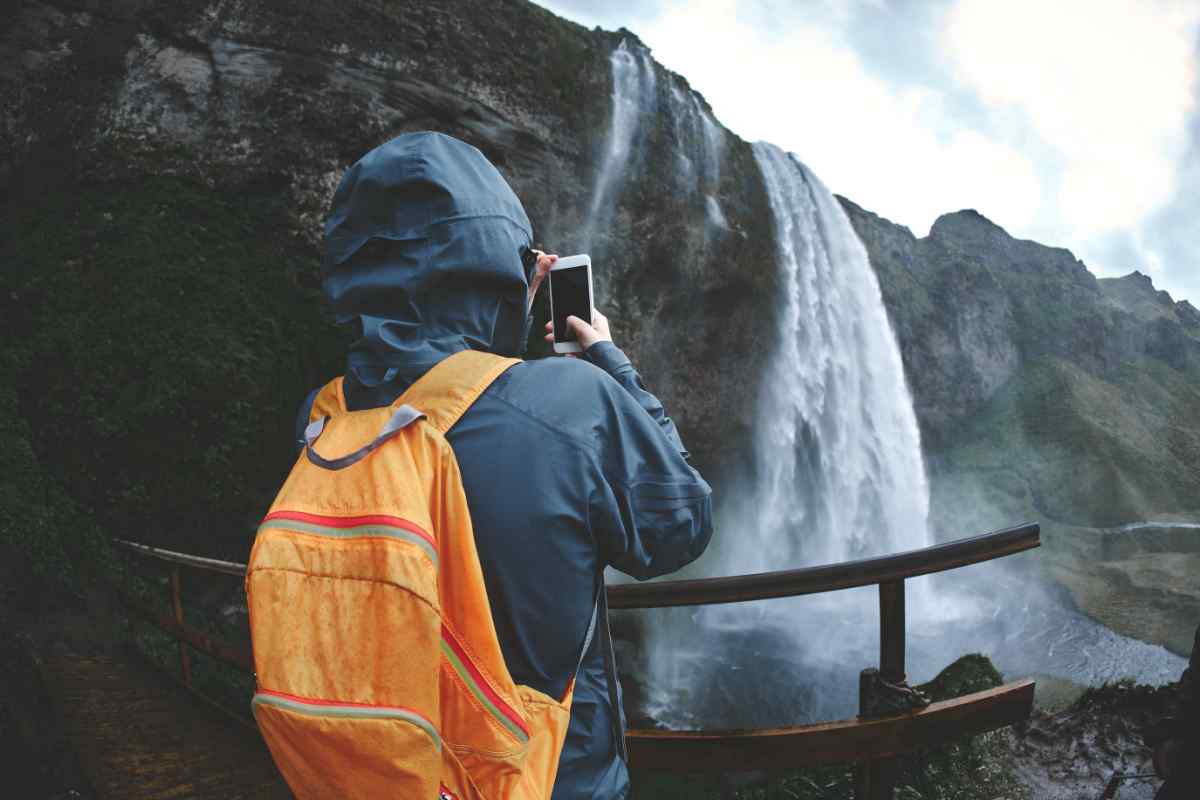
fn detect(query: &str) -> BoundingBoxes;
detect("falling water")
[577,40,1187,725]
[584,41,728,255]
[583,39,656,251]
[666,78,726,229]
[739,144,930,568]
[699,106,728,230]
[631,143,1188,729]
[637,144,933,728]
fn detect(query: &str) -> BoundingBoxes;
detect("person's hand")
[526,250,557,310]
[543,309,613,355]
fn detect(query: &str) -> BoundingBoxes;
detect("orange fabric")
[247,351,576,799]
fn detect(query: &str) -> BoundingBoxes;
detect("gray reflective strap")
[379,404,424,438]
[305,405,425,471]
[303,417,327,447]
[576,596,600,674]
[597,581,627,762]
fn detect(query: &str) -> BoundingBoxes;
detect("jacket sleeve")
[584,348,714,580]
[585,341,689,459]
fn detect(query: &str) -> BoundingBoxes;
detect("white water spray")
[666,78,726,227]
[639,144,933,728]
[583,40,656,249]
[740,143,930,568]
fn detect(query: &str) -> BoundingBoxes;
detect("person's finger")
[534,252,557,277]
[545,320,553,330]
[566,315,597,348]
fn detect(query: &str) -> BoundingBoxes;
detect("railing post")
[878,579,905,685]
[855,579,905,800]
[170,566,192,688]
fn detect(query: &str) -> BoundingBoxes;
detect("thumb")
[566,315,595,345]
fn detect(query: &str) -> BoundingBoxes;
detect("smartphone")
[549,255,593,354]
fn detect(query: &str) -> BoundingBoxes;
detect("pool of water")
[621,557,1189,730]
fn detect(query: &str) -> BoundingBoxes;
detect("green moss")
[937,355,1200,526]
[916,654,1003,703]
[2,176,349,579]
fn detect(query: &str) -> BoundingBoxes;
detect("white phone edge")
[550,254,592,354]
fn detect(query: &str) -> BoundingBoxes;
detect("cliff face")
[841,198,1200,653]
[3,0,776,556]
[4,0,1198,581]
[840,198,1200,530]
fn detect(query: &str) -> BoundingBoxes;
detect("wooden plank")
[40,651,289,799]
[609,523,1039,609]
[117,586,254,674]
[626,679,1034,774]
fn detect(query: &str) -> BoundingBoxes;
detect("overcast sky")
[536,0,1200,308]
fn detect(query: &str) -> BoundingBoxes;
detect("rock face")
[3,0,776,556]
[841,198,1200,656]
[4,0,1199,598]
[840,198,1200,532]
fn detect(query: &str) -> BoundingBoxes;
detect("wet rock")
[1007,680,1177,799]
[2,0,778,488]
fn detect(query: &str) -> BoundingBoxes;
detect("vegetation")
[2,176,349,589]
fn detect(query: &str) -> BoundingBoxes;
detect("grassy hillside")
[936,355,1200,529]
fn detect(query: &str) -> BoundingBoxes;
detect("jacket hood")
[323,132,534,387]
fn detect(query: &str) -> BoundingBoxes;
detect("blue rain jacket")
[302,132,714,799]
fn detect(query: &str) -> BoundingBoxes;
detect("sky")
[535,0,1200,308]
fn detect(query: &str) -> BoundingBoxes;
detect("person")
[297,131,714,798]
[1148,624,1199,799]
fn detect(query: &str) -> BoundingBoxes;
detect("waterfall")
[582,39,934,728]
[584,41,728,254]
[737,143,930,569]
[638,144,932,728]
[583,39,656,251]
[698,102,727,230]
[666,78,726,229]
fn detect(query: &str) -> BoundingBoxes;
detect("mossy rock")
[917,654,1004,703]
[3,174,349,567]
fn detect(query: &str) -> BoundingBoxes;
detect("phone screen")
[550,265,590,344]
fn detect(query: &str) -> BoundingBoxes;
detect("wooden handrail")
[626,679,1035,772]
[114,522,1041,799]
[609,523,1038,609]
[114,523,1039,609]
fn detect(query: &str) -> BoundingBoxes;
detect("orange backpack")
[246,350,591,799]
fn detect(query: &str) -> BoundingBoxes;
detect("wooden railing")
[114,522,1039,800]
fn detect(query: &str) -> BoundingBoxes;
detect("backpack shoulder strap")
[308,376,346,421]
[397,350,520,434]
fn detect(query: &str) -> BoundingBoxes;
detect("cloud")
[533,0,1200,305]
[1134,37,1200,306]
[943,0,1198,234]
[594,1,1045,235]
